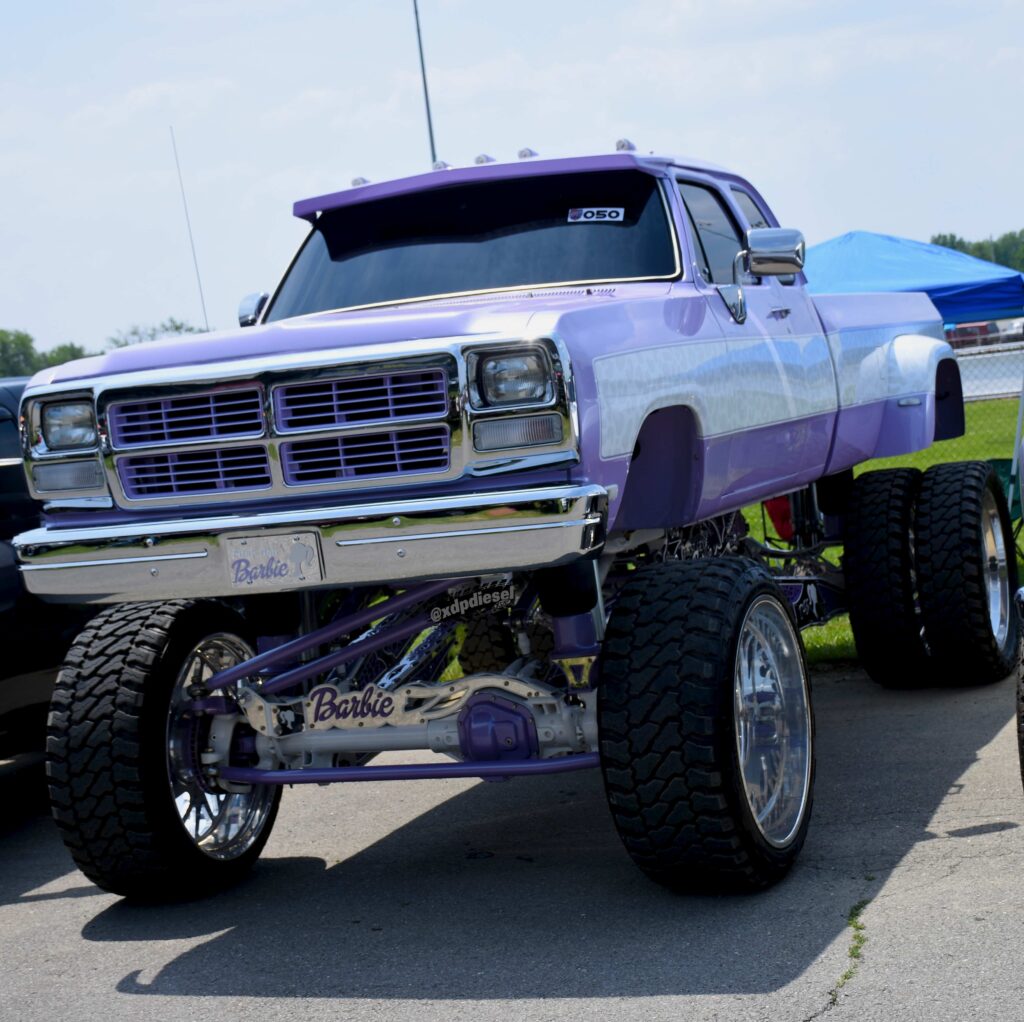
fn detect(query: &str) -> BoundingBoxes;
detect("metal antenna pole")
[412,0,437,166]
[169,125,210,331]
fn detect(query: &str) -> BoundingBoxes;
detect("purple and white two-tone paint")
[29,149,986,899]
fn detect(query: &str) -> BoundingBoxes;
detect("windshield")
[265,170,677,320]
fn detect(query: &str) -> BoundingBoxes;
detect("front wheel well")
[613,405,704,531]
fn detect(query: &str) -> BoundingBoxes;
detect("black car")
[0,378,94,757]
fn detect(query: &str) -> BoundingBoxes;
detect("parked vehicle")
[12,149,1018,898]
[0,379,92,758]
[944,320,1004,348]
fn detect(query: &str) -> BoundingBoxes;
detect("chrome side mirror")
[238,292,270,328]
[716,228,805,324]
[747,227,805,276]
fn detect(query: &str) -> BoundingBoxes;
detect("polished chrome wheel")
[733,595,812,848]
[166,633,277,861]
[981,487,1010,648]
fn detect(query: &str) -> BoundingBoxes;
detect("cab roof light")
[517,147,538,159]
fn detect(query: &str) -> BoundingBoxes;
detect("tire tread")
[916,461,1019,683]
[47,600,277,898]
[598,558,813,892]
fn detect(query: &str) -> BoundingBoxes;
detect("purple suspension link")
[259,612,432,695]
[218,753,600,784]
[206,576,466,692]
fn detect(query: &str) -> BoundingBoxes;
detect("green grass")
[864,397,1018,474]
[831,899,871,1004]
[802,615,858,664]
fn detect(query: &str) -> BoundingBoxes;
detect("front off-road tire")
[47,601,281,900]
[844,467,932,687]
[915,461,1019,684]
[599,558,814,892]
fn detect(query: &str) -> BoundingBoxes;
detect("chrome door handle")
[770,307,791,319]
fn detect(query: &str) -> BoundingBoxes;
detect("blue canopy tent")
[804,230,1024,325]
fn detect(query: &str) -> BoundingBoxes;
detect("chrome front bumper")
[13,485,607,603]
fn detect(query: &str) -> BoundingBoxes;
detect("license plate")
[225,532,323,590]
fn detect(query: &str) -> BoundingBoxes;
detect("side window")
[678,182,743,285]
[731,188,770,230]
[732,186,797,285]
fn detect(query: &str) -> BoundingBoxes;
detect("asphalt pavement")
[2,662,1023,1022]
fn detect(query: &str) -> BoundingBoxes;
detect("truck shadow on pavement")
[0,754,97,904]
[4,666,1021,1000]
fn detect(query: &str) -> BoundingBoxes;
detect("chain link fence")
[951,321,1022,462]
[953,321,1024,404]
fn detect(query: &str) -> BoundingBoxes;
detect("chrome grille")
[118,447,272,499]
[280,427,450,485]
[108,389,264,447]
[274,370,447,432]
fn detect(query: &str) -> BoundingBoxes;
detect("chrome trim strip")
[0,457,22,467]
[22,551,209,571]
[335,519,589,547]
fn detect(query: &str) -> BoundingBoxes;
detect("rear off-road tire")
[915,461,1019,684]
[844,467,932,687]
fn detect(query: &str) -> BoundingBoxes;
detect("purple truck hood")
[34,285,669,386]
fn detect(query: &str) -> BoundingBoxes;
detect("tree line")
[0,319,203,378]
[931,230,1024,273]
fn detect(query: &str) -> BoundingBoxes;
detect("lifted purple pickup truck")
[15,149,1018,898]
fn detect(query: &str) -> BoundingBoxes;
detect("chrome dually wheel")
[734,595,812,848]
[980,486,1010,649]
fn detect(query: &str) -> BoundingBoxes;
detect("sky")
[1,0,1021,352]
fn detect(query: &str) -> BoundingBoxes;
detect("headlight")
[42,402,97,449]
[469,349,554,407]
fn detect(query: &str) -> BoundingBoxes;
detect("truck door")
[676,178,837,505]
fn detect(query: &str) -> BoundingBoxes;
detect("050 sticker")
[567,207,625,222]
